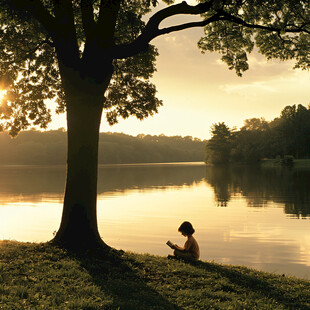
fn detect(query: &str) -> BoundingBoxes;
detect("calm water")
[0,163,310,279]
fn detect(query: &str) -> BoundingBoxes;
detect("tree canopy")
[0,0,163,135]
[1,0,310,135]
[205,122,233,164]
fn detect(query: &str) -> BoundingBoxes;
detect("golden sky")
[49,2,310,140]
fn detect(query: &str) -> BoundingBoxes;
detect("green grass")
[1,241,310,309]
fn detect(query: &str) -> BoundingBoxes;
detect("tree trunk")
[51,89,108,250]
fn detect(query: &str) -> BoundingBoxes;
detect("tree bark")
[51,85,108,250]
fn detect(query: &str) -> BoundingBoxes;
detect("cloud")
[220,67,310,96]
[220,82,277,96]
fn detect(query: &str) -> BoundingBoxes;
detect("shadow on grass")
[192,260,310,310]
[73,249,182,310]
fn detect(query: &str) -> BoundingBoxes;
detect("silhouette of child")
[169,221,200,261]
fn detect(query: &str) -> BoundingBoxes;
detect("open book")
[166,240,175,249]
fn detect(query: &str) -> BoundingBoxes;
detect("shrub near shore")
[0,241,309,309]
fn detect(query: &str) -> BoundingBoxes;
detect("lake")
[0,163,310,279]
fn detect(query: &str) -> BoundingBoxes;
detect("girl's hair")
[178,221,195,235]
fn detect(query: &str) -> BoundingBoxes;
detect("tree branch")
[97,0,121,47]
[219,10,310,35]
[81,0,121,68]
[51,0,80,65]
[157,14,224,36]
[81,0,96,40]
[112,0,216,59]
[23,37,54,55]
[111,0,310,60]
[52,0,79,40]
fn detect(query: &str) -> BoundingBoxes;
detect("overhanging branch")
[111,0,310,59]
[219,10,310,35]
[157,14,224,36]
[112,0,216,59]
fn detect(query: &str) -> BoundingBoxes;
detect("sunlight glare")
[0,89,7,103]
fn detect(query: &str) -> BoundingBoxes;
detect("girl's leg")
[173,249,195,261]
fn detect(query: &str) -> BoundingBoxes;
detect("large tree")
[205,122,232,164]
[0,0,310,250]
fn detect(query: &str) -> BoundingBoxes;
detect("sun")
[0,89,7,102]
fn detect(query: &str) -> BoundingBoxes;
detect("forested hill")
[0,129,205,165]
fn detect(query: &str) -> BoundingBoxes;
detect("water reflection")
[0,166,65,203]
[97,163,206,193]
[1,164,310,217]
[0,163,205,203]
[204,165,310,217]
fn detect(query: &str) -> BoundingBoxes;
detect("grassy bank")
[0,241,309,309]
[261,158,310,168]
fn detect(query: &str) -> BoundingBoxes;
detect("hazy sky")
[48,2,310,140]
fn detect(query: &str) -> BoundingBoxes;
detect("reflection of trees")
[0,164,206,200]
[2,164,310,217]
[0,166,66,198]
[204,166,232,207]
[97,164,206,193]
[204,166,310,217]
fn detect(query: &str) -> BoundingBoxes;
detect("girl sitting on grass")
[169,221,200,261]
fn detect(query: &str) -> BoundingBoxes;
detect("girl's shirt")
[184,235,200,259]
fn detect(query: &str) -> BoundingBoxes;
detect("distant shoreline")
[0,130,205,166]
[0,161,205,168]
[2,160,310,168]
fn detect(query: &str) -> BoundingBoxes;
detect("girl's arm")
[175,238,191,252]
[174,244,185,251]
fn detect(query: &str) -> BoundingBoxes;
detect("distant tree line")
[205,104,310,164]
[0,129,205,165]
